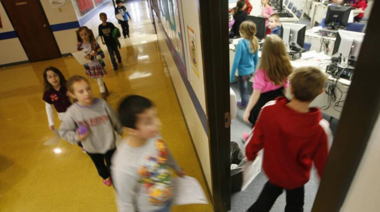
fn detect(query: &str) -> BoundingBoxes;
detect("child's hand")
[243,111,250,123]
[49,125,55,131]
[176,169,186,178]
[76,129,90,142]
[85,55,92,60]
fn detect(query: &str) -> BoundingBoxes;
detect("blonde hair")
[239,21,259,54]
[258,34,292,85]
[66,75,90,94]
[269,13,280,23]
[290,67,327,102]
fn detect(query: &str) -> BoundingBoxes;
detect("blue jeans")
[106,44,121,69]
[238,75,251,106]
[155,199,172,212]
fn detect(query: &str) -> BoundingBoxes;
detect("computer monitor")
[333,30,365,64]
[325,6,352,29]
[281,23,307,52]
[247,16,267,40]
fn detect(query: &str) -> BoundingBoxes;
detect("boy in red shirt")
[246,67,332,212]
[352,0,368,22]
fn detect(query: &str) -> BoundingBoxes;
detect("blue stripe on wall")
[50,21,80,32]
[159,24,209,135]
[0,31,17,40]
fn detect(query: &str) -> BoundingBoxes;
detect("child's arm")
[45,103,55,130]
[167,148,184,176]
[104,101,123,135]
[243,89,261,123]
[113,170,138,212]
[98,26,106,45]
[245,109,266,161]
[313,133,330,179]
[94,42,105,59]
[230,41,243,82]
[254,51,259,71]
[59,113,79,144]
[126,11,132,20]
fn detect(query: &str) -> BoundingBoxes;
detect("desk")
[305,27,336,55]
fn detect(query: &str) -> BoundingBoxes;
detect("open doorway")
[227,0,374,211]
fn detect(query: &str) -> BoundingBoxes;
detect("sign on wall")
[49,0,66,8]
[94,0,105,6]
[76,0,94,16]
[187,26,199,78]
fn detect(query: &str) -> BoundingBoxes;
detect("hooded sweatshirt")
[230,38,259,82]
[246,97,332,189]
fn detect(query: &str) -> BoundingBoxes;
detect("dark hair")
[66,75,90,94]
[116,0,122,4]
[76,26,96,51]
[99,12,107,18]
[233,0,246,15]
[118,95,154,129]
[43,67,67,92]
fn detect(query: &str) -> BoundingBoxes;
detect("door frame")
[199,0,231,211]
[1,0,61,62]
[312,2,380,211]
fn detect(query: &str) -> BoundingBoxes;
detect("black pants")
[86,148,116,180]
[119,20,129,37]
[248,181,304,212]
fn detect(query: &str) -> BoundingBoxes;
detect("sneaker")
[237,102,247,110]
[242,132,249,142]
[81,147,86,153]
[118,59,122,63]
[103,178,112,187]
[124,35,126,38]
[114,67,118,71]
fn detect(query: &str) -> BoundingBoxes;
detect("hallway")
[0,1,212,211]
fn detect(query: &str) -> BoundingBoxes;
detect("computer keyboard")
[318,29,338,37]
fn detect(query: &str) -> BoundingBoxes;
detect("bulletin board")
[76,0,95,16]
[95,0,105,6]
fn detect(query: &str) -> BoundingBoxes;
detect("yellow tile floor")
[0,1,213,211]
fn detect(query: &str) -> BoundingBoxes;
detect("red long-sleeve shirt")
[229,0,253,15]
[246,97,332,189]
[353,0,367,19]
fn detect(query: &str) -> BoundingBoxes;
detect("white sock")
[97,78,105,93]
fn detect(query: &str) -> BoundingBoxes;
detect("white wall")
[340,113,380,212]
[154,0,212,192]
[41,0,79,54]
[0,4,28,65]
[81,1,115,38]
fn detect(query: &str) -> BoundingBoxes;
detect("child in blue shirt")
[230,21,259,109]
[268,14,282,37]
[115,0,132,38]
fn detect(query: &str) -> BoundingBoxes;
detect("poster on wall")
[187,26,199,78]
[95,0,105,6]
[49,0,66,8]
[76,0,94,16]
[157,0,187,76]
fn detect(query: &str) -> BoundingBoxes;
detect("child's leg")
[237,75,250,106]
[285,186,304,212]
[104,148,116,179]
[114,46,122,62]
[106,45,118,69]
[96,78,106,93]
[121,21,128,37]
[86,152,111,179]
[125,21,130,36]
[248,181,283,212]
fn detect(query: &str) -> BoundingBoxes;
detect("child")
[230,0,248,38]
[245,67,332,212]
[99,12,122,71]
[268,13,282,36]
[42,67,86,152]
[59,75,123,187]
[352,0,367,22]
[76,26,109,100]
[112,95,185,212]
[230,21,259,109]
[261,0,274,28]
[115,0,132,38]
[243,34,292,127]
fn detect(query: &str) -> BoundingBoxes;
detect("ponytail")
[240,21,258,54]
[249,36,259,54]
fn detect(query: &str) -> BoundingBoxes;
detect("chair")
[288,2,294,10]
[296,9,303,19]
[346,23,365,32]
[292,6,297,14]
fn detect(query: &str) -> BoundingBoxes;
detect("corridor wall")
[151,0,212,193]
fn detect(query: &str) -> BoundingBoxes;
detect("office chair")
[288,2,294,10]
[292,6,297,14]
[346,23,365,32]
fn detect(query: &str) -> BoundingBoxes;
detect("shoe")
[81,147,86,153]
[124,35,126,38]
[237,102,247,110]
[118,59,122,63]
[103,83,109,96]
[242,132,249,142]
[101,92,108,101]
[103,178,112,187]
[114,67,118,71]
